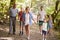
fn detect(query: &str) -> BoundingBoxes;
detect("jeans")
[9,16,16,34]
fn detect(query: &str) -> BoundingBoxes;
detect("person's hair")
[25,6,29,10]
[40,6,43,8]
[20,7,22,9]
[47,15,52,18]
[47,15,49,18]
[13,4,16,6]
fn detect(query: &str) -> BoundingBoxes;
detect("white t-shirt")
[42,23,47,31]
[25,13,30,25]
[38,10,46,21]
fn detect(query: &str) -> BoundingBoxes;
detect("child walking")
[42,19,49,40]
[47,15,53,35]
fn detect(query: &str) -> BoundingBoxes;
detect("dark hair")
[25,6,29,10]
[47,15,49,18]
[47,15,52,18]
[40,6,43,8]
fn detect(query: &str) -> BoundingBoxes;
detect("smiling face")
[25,6,30,13]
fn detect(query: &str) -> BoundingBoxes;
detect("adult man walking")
[9,4,18,35]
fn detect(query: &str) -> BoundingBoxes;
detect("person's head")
[13,4,16,9]
[47,15,52,20]
[25,6,30,13]
[40,6,43,11]
[44,18,47,23]
[20,7,23,11]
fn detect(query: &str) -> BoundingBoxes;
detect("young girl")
[23,6,36,40]
[47,15,53,34]
[42,19,48,40]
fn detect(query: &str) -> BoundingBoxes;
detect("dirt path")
[0,23,60,40]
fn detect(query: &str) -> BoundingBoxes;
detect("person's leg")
[42,30,44,40]
[39,25,42,34]
[25,25,30,40]
[45,32,47,40]
[43,34,44,40]
[19,21,22,35]
[44,31,47,40]
[39,21,43,34]
[42,30,47,40]
[9,17,13,34]
[13,17,16,34]
[19,21,24,35]
[21,21,24,35]
[22,24,24,35]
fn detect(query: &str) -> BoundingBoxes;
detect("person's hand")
[34,21,37,24]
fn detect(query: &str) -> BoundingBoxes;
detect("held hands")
[34,20,37,24]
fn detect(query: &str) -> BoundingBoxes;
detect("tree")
[51,0,60,23]
[9,0,16,8]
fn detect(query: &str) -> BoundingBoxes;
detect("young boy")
[42,19,48,40]
[18,7,24,35]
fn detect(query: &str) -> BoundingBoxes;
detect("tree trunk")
[9,0,16,9]
[51,0,60,23]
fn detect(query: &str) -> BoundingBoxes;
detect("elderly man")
[9,4,18,35]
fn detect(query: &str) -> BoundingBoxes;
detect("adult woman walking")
[23,6,36,40]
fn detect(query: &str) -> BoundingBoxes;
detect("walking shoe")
[40,32,42,35]
[22,31,23,35]
[13,32,15,35]
[27,37,30,40]
[19,31,23,35]
[45,38,46,40]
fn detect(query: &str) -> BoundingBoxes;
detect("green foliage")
[0,0,10,23]
[17,0,25,3]
[45,6,55,14]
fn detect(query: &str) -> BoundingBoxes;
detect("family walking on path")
[9,4,53,40]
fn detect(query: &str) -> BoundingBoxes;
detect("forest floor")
[0,22,60,40]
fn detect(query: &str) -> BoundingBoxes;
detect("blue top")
[9,8,18,17]
[22,12,33,25]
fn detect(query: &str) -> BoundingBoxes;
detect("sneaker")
[13,32,15,35]
[45,39,46,40]
[19,31,21,35]
[43,38,44,40]
[40,32,42,35]
[22,31,23,35]
[19,31,23,35]
[27,37,30,40]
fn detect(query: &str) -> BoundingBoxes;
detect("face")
[20,7,23,11]
[26,7,30,12]
[13,4,16,8]
[44,19,47,23]
[40,6,43,11]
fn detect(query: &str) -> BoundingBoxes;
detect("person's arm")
[30,13,36,24]
[18,12,20,20]
[44,11,47,18]
[37,14,40,22]
[37,12,40,22]
[9,8,11,16]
